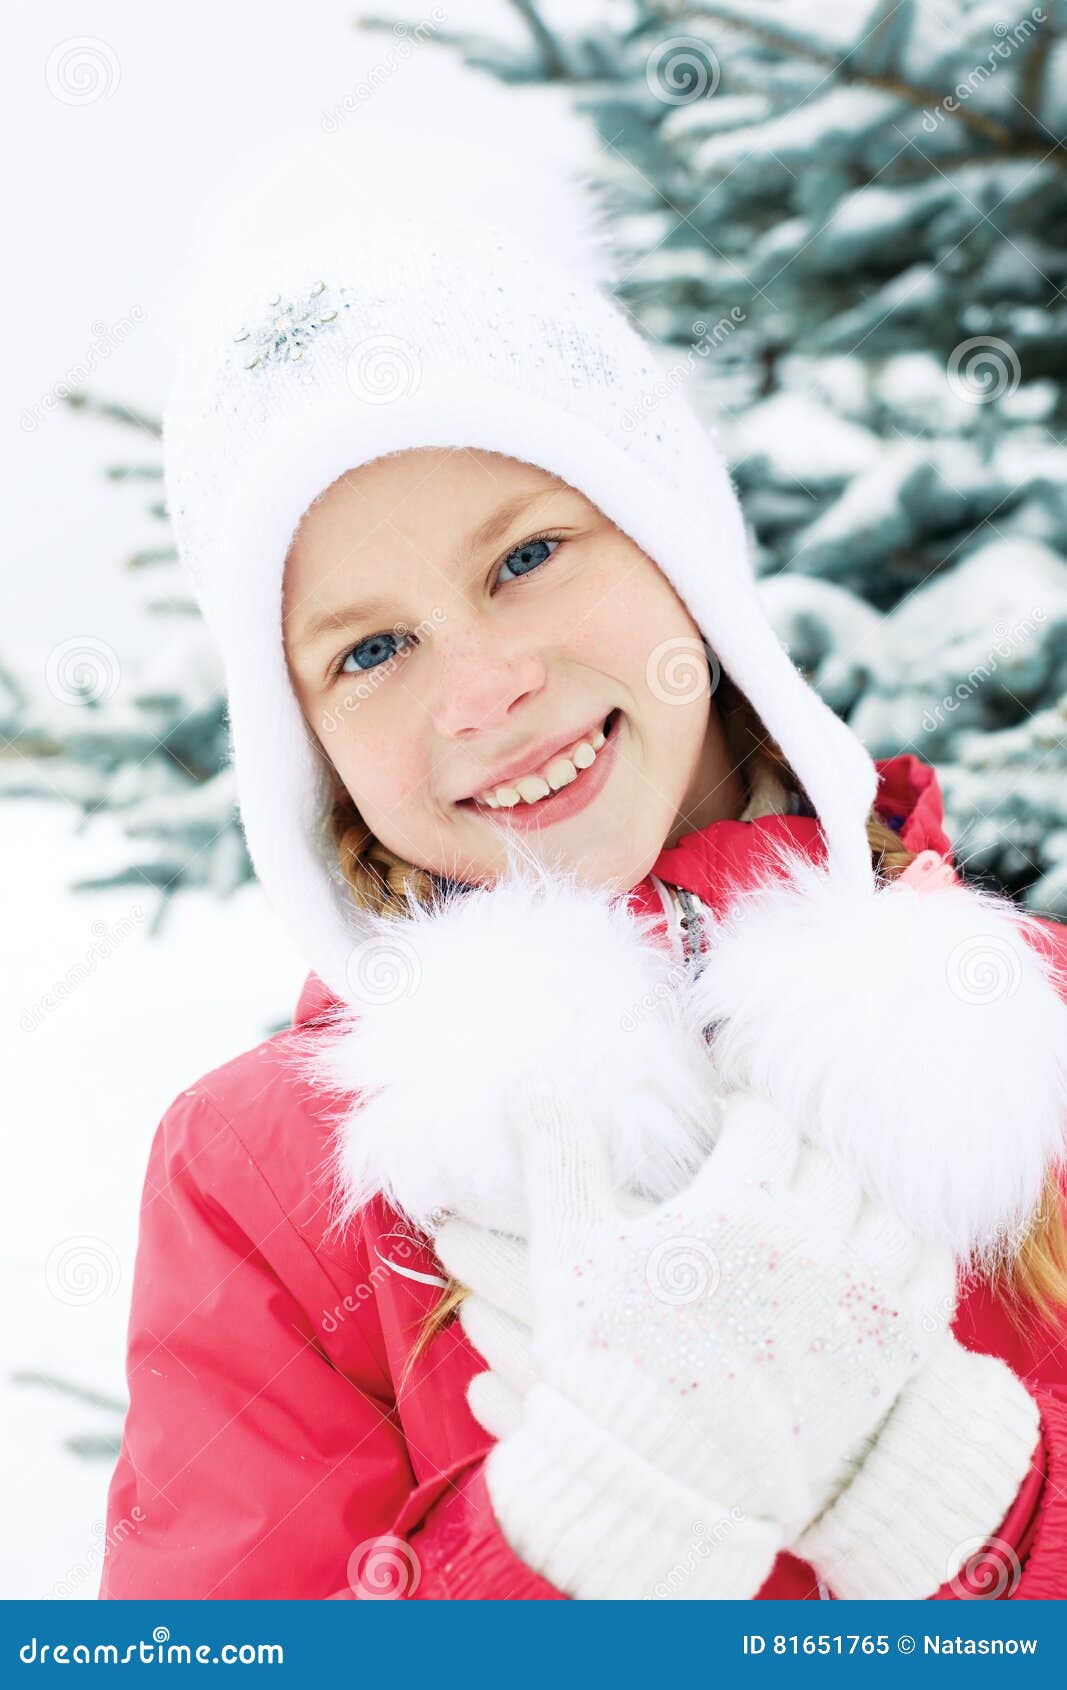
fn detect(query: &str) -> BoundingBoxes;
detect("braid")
[329,786,438,917]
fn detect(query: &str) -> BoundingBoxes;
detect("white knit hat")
[162,61,878,1006]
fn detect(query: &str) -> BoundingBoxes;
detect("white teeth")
[572,741,596,769]
[515,775,551,804]
[544,756,578,791]
[472,716,613,809]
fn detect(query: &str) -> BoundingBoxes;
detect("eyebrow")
[291,487,563,653]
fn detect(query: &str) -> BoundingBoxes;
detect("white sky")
[4,0,560,674]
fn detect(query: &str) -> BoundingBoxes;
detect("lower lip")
[461,711,622,832]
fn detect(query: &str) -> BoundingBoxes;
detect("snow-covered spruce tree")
[1,393,249,932]
[364,0,1067,911]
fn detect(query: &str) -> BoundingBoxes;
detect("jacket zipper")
[650,875,709,980]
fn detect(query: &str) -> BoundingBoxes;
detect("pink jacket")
[101,755,1067,1599]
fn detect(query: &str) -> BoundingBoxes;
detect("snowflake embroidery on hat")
[233,279,340,370]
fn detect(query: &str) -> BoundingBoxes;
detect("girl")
[101,69,1067,1601]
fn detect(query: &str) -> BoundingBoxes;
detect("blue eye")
[496,535,560,584]
[340,630,406,675]
[330,533,563,685]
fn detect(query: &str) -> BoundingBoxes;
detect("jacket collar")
[291,753,949,1029]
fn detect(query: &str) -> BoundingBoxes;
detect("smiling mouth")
[458,708,621,815]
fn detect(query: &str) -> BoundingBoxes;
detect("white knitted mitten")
[460,1085,957,1599]
[436,1153,1041,1600]
[795,1335,1040,1598]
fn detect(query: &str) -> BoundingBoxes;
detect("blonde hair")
[327,675,1067,1365]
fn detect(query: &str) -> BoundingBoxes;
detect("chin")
[564,836,664,895]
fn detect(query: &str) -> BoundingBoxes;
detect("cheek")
[329,699,429,814]
[570,555,704,704]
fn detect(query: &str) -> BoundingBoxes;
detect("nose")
[429,633,547,740]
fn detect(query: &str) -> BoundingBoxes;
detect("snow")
[759,574,885,715]
[691,84,905,176]
[728,392,881,492]
[881,538,1067,701]
[1,798,306,1598]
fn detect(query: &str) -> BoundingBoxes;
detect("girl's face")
[283,448,745,893]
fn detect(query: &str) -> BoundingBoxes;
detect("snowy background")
[4,0,1066,1598]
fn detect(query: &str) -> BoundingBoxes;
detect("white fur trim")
[295,848,1067,1263]
[688,844,1067,1266]
[291,856,723,1237]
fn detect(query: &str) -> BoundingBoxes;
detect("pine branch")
[656,1,1067,168]
[62,391,162,437]
[505,0,571,79]
[1019,0,1056,127]
[11,1370,126,1414]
